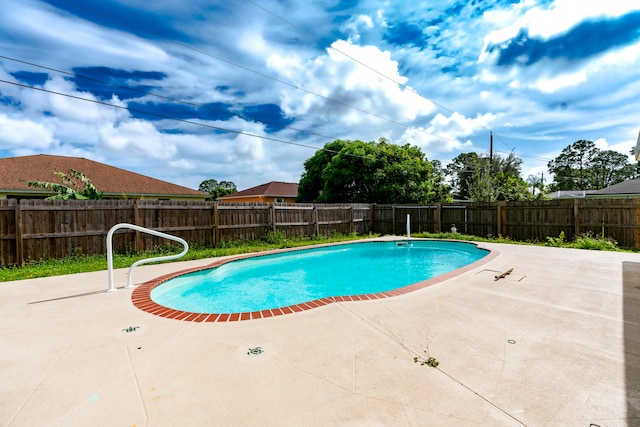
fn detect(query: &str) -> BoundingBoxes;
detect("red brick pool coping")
[131,240,499,322]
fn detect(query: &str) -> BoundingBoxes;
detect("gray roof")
[590,177,640,195]
[549,190,598,199]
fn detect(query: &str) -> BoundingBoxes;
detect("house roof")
[590,177,640,195]
[0,154,206,198]
[549,190,598,199]
[221,181,298,200]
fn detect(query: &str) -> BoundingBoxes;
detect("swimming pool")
[132,240,490,321]
[132,240,494,321]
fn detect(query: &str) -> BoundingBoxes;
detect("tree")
[547,140,637,191]
[22,169,102,200]
[297,140,346,202]
[547,140,597,191]
[493,171,532,201]
[591,150,633,189]
[526,174,545,197]
[446,151,532,201]
[198,179,237,200]
[297,139,451,203]
[444,152,480,200]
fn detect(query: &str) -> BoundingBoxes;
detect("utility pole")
[489,130,493,165]
[489,130,494,174]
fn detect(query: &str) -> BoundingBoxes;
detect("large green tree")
[297,140,346,202]
[591,150,635,189]
[547,140,637,191]
[198,179,237,200]
[446,151,532,201]
[547,140,598,191]
[444,152,479,200]
[297,139,451,203]
[22,169,102,200]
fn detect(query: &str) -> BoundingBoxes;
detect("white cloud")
[234,133,266,163]
[398,126,472,155]
[0,114,57,149]
[340,14,374,41]
[482,0,639,51]
[270,39,435,127]
[169,158,196,169]
[594,137,636,162]
[43,77,127,123]
[477,0,640,94]
[533,70,588,93]
[1,0,169,70]
[399,112,498,156]
[98,120,177,159]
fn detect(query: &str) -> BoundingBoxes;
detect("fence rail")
[1,198,638,267]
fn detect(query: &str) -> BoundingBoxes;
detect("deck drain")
[507,339,516,344]
[247,347,263,355]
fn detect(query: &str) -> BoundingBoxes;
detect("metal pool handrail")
[106,223,189,292]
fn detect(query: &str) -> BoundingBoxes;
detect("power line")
[245,0,562,164]
[245,0,492,133]
[0,79,424,166]
[6,1,548,166]
[47,0,463,146]
[0,79,324,152]
[0,55,340,144]
[1,54,471,160]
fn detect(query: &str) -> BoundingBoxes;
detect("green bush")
[545,230,619,251]
[573,232,618,251]
[263,230,287,244]
[545,231,566,247]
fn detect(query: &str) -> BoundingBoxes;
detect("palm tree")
[22,169,102,200]
[526,174,545,197]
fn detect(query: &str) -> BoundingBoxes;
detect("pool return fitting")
[106,223,189,292]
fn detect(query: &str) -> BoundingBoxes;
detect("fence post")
[497,201,506,237]
[14,200,23,266]
[434,203,441,233]
[574,199,580,239]
[369,204,375,234]
[392,205,396,234]
[349,206,354,234]
[213,202,219,247]
[133,199,142,251]
[271,203,277,235]
[313,204,319,236]
[464,205,468,234]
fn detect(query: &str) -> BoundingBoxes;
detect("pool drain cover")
[247,347,263,355]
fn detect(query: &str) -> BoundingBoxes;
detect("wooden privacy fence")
[0,199,214,267]
[214,202,372,244]
[1,198,639,266]
[0,200,371,267]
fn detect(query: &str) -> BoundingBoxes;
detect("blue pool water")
[151,240,488,313]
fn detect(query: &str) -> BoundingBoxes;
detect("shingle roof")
[222,181,298,199]
[590,177,640,195]
[0,154,206,197]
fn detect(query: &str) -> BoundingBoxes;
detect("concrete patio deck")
[1,240,639,426]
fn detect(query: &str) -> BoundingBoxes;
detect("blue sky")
[1,0,640,191]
